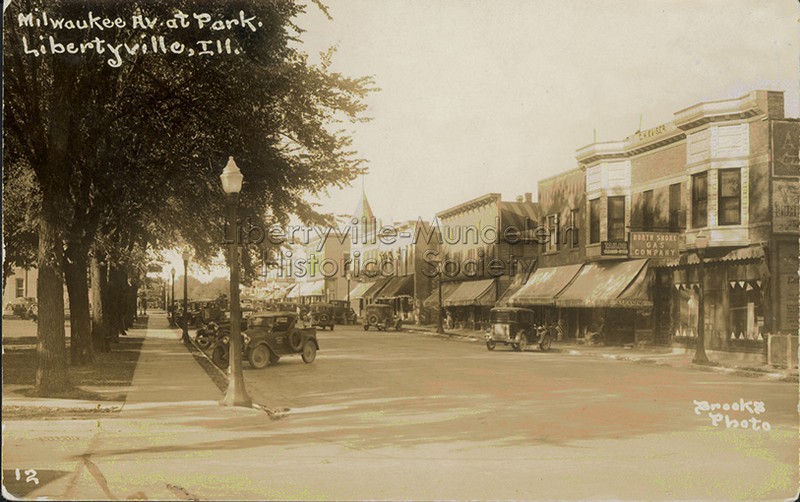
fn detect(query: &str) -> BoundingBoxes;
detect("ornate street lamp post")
[181,250,191,344]
[693,233,710,364]
[220,157,252,407]
[430,258,445,334]
[170,267,176,326]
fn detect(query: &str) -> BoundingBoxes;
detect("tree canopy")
[3,0,375,393]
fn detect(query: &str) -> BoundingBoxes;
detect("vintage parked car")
[3,297,37,320]
[485,307,552,352]
[212,311,319,369]
[309,303,336,330]
[363,303,403,331]
[329,299,357,324]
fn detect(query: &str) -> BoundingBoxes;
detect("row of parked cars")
[3,297,38,321]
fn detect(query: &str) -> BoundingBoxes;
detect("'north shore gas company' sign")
[628,232,680,258]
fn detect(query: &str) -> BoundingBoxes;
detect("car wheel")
[486,341,496,351]
[302,341,317,363]
[248,344,270,369]
[517,331,528,352]
[289,331,304,351]
[368,314,379,325]
[196,334,212,350]
[511,343,520,352]
[212,345,229,369]
[363,325,369,331]
[539,334,552,352]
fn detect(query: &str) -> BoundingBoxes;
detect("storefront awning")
[299,280,325,297]
[556,259,652,308]
[652,245,767,268]
[349,281,376,300]
[444,278,496,307]
[510,264,583,306]
[377,274,414,298]
[363,277,393,299]
[422,282,461,308]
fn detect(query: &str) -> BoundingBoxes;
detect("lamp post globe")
[693,233,710,364]
[220,156,252,408]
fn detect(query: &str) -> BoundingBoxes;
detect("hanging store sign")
[772,121,800,177]
[773,180,799,233]
[601,241,629,256]
[629,232,680,259]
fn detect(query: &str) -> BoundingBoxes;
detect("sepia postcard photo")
[2,0,799,500]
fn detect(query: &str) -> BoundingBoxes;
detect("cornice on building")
[436,193,502,220]
[673,91,765,131]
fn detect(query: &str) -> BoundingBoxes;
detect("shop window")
[642,190,654,231]
[718,169,741,226]
[15,278,24,298]
[728,285,763,341]
[669,183,681,232]
[607,196,626,241]
[691,172,707,228]
[546,214,559,252]
[675,288,699,338]
[589,198,600,244]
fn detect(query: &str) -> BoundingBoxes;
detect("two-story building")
[509,89,799,354]
[348,192,438,321]
[429,192,539,330]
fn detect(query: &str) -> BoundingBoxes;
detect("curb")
[401,328,798,382]
[184,334,292,418]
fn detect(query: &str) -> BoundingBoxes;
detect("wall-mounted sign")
[773,180,799,233]
[601,241,629,256]
[629,232,680,259]
[773,121,800,177]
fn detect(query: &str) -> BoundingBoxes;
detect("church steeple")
[352,180,375,237]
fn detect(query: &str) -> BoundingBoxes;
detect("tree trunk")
[91,255,111,353]
[108,264,126,342]
[35,212,71,395]
[65,243,94,365]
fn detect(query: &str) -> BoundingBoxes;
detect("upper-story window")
[669,183,681,232]
[718,168,741,226]
[589,199,601,244]
[546,214,559,253]
[642,190,654,232]
[15,278,24,298]
[569,208,579,248]
[691,172,708,228]
[607,196,626,241]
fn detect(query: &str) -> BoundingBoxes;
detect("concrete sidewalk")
[4,314,271,501]
[404,323,798,382]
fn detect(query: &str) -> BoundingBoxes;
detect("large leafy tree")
[3,0,374,395]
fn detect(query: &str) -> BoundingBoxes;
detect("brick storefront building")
[508,89,798,353]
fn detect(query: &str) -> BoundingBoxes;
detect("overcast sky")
[298,0,799,223]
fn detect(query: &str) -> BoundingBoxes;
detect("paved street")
[3,321,798,500]
[232,325,798,500]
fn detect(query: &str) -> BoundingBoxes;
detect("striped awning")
[444,278,496,307]
[510,264,583,306]
[423,282,460,308]
[377,275,414,298]
[300,280,325,297]
[363,277,392,299]
[556,259,652,308]
[349,281,376,300]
